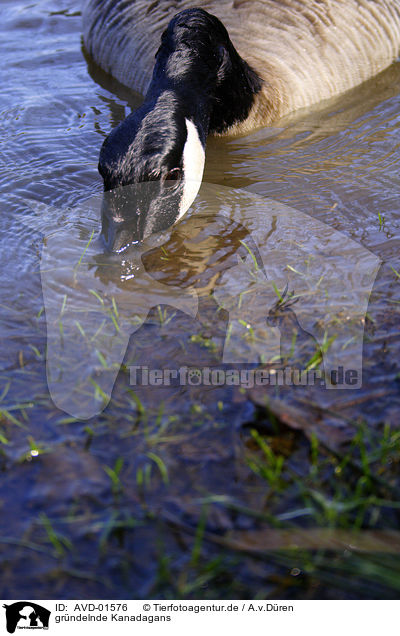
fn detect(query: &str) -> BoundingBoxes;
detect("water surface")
[0,0,399,599]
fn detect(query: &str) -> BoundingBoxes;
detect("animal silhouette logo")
[3,602,50,633]
[21,182,380,417]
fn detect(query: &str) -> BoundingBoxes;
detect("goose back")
[83,0,400,126]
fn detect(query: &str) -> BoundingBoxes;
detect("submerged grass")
[0,309,399,600]
[146,418,400,599]
[4,396,399,599]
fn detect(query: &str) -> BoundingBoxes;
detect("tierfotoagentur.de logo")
[2,602,50,633]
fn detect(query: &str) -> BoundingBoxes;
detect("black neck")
[98,9,262,192]
[145,8,262,138]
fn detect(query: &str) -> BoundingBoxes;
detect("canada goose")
[83,0,400,250]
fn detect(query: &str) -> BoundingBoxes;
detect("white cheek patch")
[177,118,205,221]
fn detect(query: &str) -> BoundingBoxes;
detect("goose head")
[99,8,261,252]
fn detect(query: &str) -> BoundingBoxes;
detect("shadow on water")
[0,0,400,599]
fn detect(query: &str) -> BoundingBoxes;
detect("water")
[0,0,399,599]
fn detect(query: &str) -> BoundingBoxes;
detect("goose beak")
[101,186,148,252]
[101,209,141,253]
[100,180,186,252]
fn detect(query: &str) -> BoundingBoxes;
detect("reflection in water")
[25,182,379,417]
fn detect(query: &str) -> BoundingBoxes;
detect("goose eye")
[163,167,182,187]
